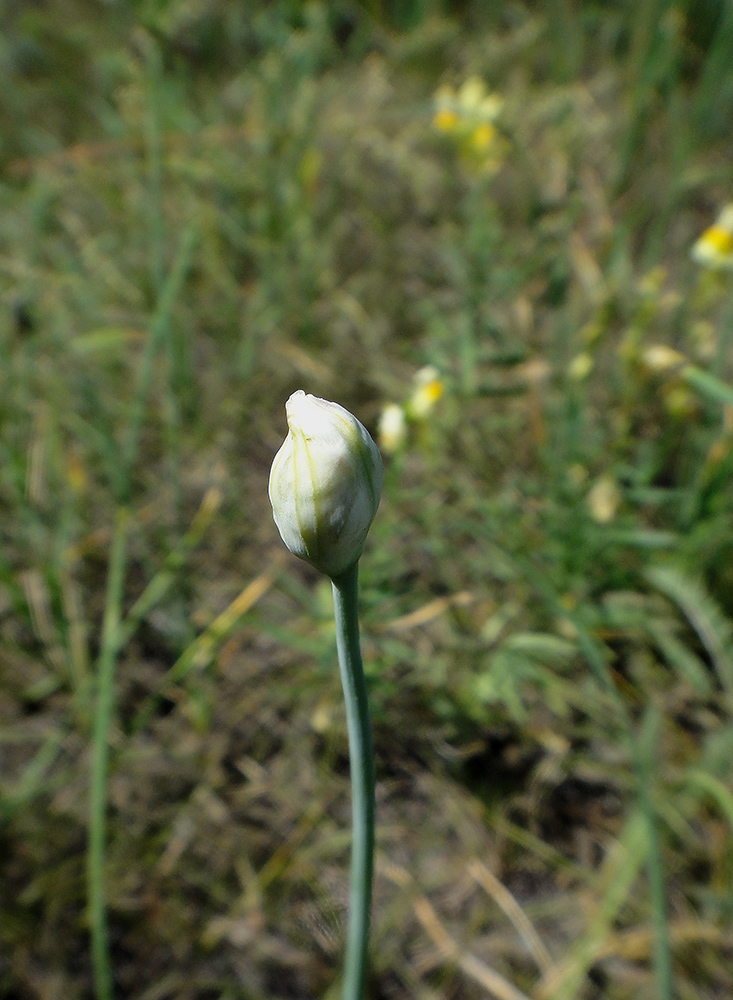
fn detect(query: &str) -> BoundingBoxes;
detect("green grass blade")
[118,485,221,648]
[685,769,733,833]
[518,557,673,1000]
[540,811,648,1000]
[682,365,733,408]
[645,564,733,698]
[120,225,197,499]
[87,509,129,1000]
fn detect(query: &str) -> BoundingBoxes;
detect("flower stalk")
[269,391,382,999]
[332,563,374,1000]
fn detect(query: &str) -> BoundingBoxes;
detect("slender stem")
[331,562,375,1000]
[88,509,129,1000]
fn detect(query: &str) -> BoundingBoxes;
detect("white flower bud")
[268,391,383,578]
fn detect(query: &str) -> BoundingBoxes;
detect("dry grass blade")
[59,567,92,710]
[119,483,223,647]
[382,861,533,1000]
[7,124,254,177]
[164,551,286,683]
[131,551,284,732]
[381,591,475,632]
[468,859,555,977]
[20,569,66,677]
[598,920,729,962]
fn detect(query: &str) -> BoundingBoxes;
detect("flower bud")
[268,391,383,578]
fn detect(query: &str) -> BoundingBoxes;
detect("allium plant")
[269,391,383,1000]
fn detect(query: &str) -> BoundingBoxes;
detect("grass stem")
[87,509,129,1000]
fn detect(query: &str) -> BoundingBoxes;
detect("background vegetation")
[1,1,732,998]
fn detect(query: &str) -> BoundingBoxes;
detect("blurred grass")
[1,1,733,998]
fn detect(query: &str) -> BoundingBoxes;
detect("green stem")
[331,562,375,1000]
[88,509,129,1000]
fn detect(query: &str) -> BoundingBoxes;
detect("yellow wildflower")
[408,366,444,418]
[433,84,460,132]
[379,366,445,456]
[457,76,486,110]
[692,204,733,269]
[433,78,505,174]
[457,77,504,121]
[471,123,497,152]
[433,108,459,131]
[433,78,503,131]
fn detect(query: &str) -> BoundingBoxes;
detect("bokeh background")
[1,1,733,998]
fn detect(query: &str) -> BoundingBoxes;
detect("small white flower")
[587,475,621,524]
[643,345,686,373]
[378,403,407,454]
[269,391,383,578]
[568,352,593,381]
